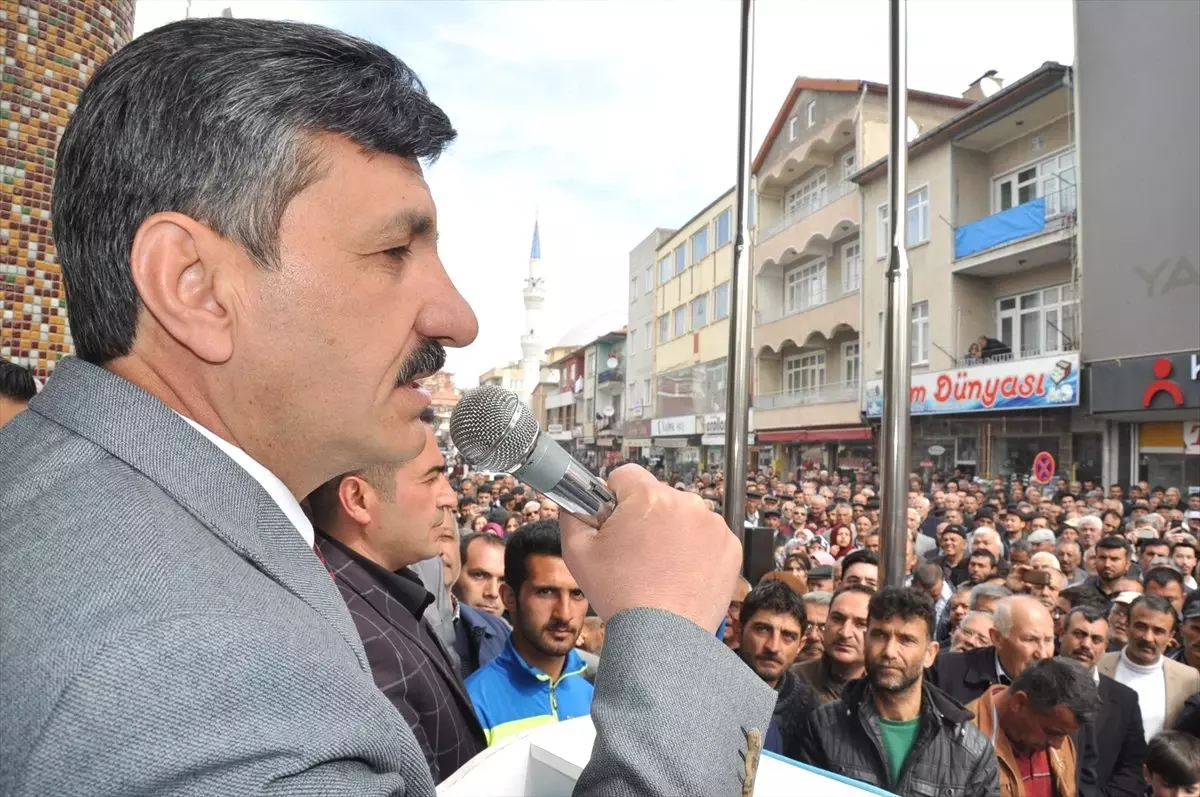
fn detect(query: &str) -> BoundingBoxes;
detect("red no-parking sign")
[1032,451,1056,484]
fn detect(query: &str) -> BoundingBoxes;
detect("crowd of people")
[6,352,1200,796]
[711,464,1200,797]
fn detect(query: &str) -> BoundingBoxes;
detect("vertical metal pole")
[880,0,912,587]
[723,0,755,543]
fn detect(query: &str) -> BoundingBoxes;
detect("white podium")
[438,717,897,796]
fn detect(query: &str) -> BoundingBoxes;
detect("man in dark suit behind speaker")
[1059,604,1147,797]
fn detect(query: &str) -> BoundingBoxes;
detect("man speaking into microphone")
[0,16,774,797]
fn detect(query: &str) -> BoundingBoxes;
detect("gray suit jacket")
[1099,650,1200,733]
[0,358,775,796]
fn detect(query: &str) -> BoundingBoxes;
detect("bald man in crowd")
[930,595,1056,705]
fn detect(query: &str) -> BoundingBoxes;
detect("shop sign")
[864,353,1080,418]
[581,437,595,445]
[571,425,584,438]
[651,415,698,437]
[624,419,652,438]
[1090,352,1200,413]
[547,424,564,435]
[654,438,689,448]
[704,414,726,435]
[625,437,653,448]
[701,433,755,446]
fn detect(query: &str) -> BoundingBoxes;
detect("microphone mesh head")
[449,385,539,471]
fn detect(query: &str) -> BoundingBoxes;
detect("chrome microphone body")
[449,385,616,528]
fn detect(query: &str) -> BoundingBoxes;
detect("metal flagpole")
[722,0,755,543]
[880,0,912,587]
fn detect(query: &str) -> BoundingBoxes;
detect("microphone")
[450,385,616,528]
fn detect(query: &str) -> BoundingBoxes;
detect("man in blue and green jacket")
[466,520,593,745]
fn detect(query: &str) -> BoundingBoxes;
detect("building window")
[658,314,669,343]
[691,294,708,329]
[673,305,688,338]
[714,281,730,321]
[586,351,596,376]
[643,321,651,349]
[911,301,930,364]
[658,256,671,285]
[784,259,827,314]
[673,244,686,275]
[841,239,861,293]
[994,148,1076,217]
[841,151,856,184]
[996,283,1078,358]
[784,351,825,394]
[789,116,800,141]
[715,208,732,248]
[785,169,827,220]
[690,227,709,264]
[628,328,636,354]
[877,203,890,259]
[842,341,860,385]
[906,186,929,246]
[806,100,816,127]
[643,378,651,407]
[644,265,653,294]
[630,274,638,299]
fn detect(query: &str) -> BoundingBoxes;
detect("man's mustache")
[397,340,446,385]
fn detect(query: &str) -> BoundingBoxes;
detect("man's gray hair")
[803,590,833,607]
[968,583,1012,612]
[53,17,456,363]
[1078,515,1103,530]
[992,595,1045,636]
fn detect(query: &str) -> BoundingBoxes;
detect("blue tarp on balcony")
[955,197,1046,259]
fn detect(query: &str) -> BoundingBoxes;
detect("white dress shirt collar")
[178,414,315,548]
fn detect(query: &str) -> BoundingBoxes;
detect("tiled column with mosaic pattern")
[1,0,135,379]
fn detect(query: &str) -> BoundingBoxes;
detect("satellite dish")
[603,406,615,418]
[606,355,619,369]
[906,117,919,142]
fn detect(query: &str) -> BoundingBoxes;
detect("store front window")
[995,436,1060,480]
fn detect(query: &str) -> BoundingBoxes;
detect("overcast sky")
[133,0,1074,386]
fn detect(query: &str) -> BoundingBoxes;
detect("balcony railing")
[755,283,859,326]
[754,379,860,409]
[757,180,855,243]
[954,187,1076,260]
[962,343,1078,368]
[597,367,624,385]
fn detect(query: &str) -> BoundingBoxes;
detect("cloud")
[133,0,1073,386]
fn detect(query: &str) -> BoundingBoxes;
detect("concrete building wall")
[626,228,672,418]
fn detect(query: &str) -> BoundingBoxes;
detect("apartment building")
[649,188,736,475]
[580,330,627,471]
[624,229,675,462]
[853,62,1101,480]
[751,78,971,474]
[545,347,585,450]
[483,348,570,435]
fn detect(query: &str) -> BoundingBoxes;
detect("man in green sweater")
[792,587,999,795]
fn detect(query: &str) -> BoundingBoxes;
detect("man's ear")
[501,582,517,615]
[128,212,241,363]
[923,639,940,668]
[338,476,375,527]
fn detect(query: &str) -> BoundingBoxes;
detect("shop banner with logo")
[864,353,1080,418]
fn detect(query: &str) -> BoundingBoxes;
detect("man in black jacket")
[793,587,998,796]
[307,409,486,782]
[736,580,820,758]
[930,595,1055,704]
[1059,604,1146,797]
